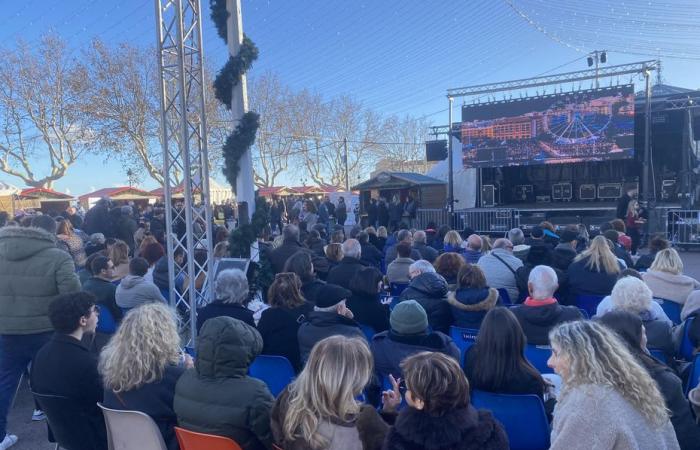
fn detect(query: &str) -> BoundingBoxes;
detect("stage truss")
[155,0,214,346]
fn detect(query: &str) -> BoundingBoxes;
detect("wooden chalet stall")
[353,171,447,213]
[16,188,74,215]
[0,182,20,216]
[79,187,157,210]
[150,178,234,205]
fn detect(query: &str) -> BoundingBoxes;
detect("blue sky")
[1,0,699,194]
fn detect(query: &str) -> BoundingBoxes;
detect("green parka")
[174,316,274,450]
[0,226,81,335]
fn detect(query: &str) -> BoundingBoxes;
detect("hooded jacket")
[399,272,452,333]
[174,317,274,450]
[370,330,460,380]
[0,226,81,334]
[510,301,583,346]
[642,270,700,305]
[383,405,509,450]
[297,311,365,363]
[448,287,499,329]
[115,275,165,309]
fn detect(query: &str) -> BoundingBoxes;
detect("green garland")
[228,196,269,257]
[213,36,258,109]
[209,0,229,40]
[221,111,259,188]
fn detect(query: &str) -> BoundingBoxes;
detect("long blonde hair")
[574,235,620,274]
[549,320,669,426]
[109,240,130,266]
[443,230,463,247]
[282,336,372,449]
[98,303,182,392]
[650,248,683,275]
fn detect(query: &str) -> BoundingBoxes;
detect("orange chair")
[174,427,243,450]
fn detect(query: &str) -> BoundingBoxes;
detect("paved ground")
[6,248,700,449]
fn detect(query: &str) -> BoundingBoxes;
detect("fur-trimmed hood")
[449,287,499,312]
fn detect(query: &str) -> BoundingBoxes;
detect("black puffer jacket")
[383,405,509,450]
[399,272,452,333]
[174,317,274,450]
[371,330,460,380]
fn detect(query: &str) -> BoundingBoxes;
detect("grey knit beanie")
[390,300,428,335]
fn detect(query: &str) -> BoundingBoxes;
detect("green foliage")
[213,36,259,109]
[228,196,270,258]
[209,0,229,41]
[221,111,259,190]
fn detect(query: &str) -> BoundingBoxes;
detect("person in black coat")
[448,264,501,330]
[398,261,453,333]
[634,235,669,272]
[269,225,328,275]
[30,292,107,450]
[326,239,381,290]
[82,256,123,322]
[83,199,112,237]
[389,197,403,231]
[382,352,509,450]
[515,243,568,304]
[197,268,255,332]
[598,311,700,450]
[367,198,378,228]
[566,235,622,304]
[377,198,390,228]
[335,197,348,226]
[347,267,390,333]
[358,231,383,269]
[114,206,138,254]
[256,273,313,372]
[551,228,579,271]
[283,251,325,305]
[304,230,326,257]
[511,265,583,345]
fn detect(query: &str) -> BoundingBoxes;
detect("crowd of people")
[0,196,699,450]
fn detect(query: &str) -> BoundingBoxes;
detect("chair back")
[680,316,696,361]
[174,427,242,450]
[471,390,550,450]
[248,355,295,397]
[524,344,553,374]
[686,353,700,395]
[656,298,681,325]
[359,324,375,341]
[33,391,106,450]
[389,282,409,296]
[388,296,401,311]
[496,288,512,305]
[96,305,118,334]
[449,326,478,364]
[574,294,605,318]
[98,403,168,450]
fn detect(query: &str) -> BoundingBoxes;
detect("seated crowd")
[1,206,700,450]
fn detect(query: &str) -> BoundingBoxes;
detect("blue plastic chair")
[449,326,478,364]
[686,354,700,395]
[496,288,512,305]
[656,298,681,325]
[359,324,375,341]
[575,295,605,318]
[524,344,553,374]
[680,316,696,361]
[248,355,295,397]
[471,390,550,450]
[96,305,117,334]
[388,296,402,311]
[390,282,409,296]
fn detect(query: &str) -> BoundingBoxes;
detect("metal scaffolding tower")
[155,0,214,345]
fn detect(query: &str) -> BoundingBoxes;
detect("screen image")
[460,85,635,168]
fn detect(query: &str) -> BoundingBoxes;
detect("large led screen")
[460,85,635,168]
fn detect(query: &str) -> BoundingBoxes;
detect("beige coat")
[642,270,700,305]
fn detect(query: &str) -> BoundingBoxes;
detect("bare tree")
[247,73,295,187]
[0,36,93,188]
[376,114,432,173]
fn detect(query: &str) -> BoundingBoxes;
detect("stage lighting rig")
[587,50,608,88]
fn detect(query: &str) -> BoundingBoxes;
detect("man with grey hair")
[196,268,254,332]
[412,230,438,263]
[327,238,380,289]
[476,238,523,302]
[297,283,365,362]
[385,229,421,265]
[269,224,328,275]
[463,234,483,263]
[398,259,452,333]
[508,227,530,261]
[510,265,582,345]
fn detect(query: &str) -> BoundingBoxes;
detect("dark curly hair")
[48,292,96,334]
[433,252,465,282]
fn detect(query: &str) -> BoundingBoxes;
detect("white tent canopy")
[0,181,21,197]
[208,178,234,204]
[426,136,477,209]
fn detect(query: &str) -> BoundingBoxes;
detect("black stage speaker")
[598,183,622,200]
[514,185,534,203]
[481,185,495,207]
[425,140,448,161]
[579,184,596,201]
[552,183,572,201]
[661,179,677,201]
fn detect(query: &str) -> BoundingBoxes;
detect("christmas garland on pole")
[210,0,268,258]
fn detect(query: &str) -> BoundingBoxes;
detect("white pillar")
[227,0,255,219]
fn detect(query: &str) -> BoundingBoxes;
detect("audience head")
[325,243,343,262]
[413,230,427,244]
[397,229,413,244]
[365,226,377,236]
[599,221,613,233]
[548,320,668,426]
[109,240,129,266]
[31,215,57,235]
[56,219,75,236]
[342,238,361,260]
[356,231,369,245]
[603,229,620,245]
[396,242,412,258]
[284,251,315,283]
[610,219,626,234]
[49,292,98,335]
[214,268,249,305]
[92,256,114,279]
[376,226,388,238]
[650,248,683,275]
[492,238,513,253]
[141,242,165,267]
[314,284,352,315]
[400,351,469,415]
[283,336,372,449]
[443,230,463,248]
[648,235,670,254]
[527,265,558,300]
[433,252,465,282]
[596,310,648,353]
[90,233,106,246]
[530,225,544,239]
[268,272,306,309]
[349,267,383,297]
[466,234,482,251]
[84,252,103,276]
[480,235,492,253]
[507,228,525,246]
[99,303,181,392]
[408,259,435,279]
[390,300,428,335]
[283,224,300,242]
[558,227,579,248]
[611,276,653,315]
[213,241,229,259]
[539,221,555,233]
[457,263,487,289]
[577,235,620,275]
[525,243,552,266]
[618,268,642,280]
[128,257,149,277]
[331,229,345,244]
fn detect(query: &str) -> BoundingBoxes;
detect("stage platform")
[500,201,617,212]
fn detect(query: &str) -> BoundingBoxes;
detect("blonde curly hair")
[549,320,669,426]
[98,303,182,392]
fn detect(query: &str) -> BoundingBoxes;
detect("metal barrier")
[455,208,521,234]
[415,209,452,230]
[668,210,700,248]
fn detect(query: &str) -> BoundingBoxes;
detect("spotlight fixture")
[600,51,607,63]
[587,56,594,67]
